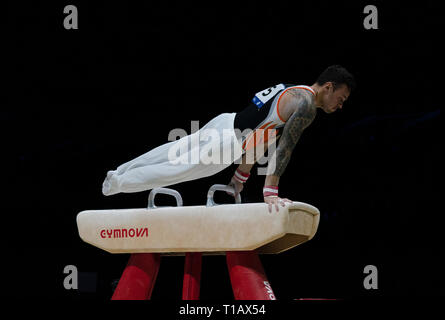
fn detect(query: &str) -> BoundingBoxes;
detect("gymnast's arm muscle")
[264,90,316,186]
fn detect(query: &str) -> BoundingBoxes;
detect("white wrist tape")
[263,185,278,197]
[233,168,250,184]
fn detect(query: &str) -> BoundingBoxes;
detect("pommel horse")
[76,184,320,300]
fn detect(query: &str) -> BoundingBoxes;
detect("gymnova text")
[100,227,149,239]
[167,121,277,175]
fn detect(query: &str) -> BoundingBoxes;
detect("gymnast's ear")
[323,82,335,92]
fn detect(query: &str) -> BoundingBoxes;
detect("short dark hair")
[316,65,356,92]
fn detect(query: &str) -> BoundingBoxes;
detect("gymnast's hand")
[227,176,244,197]
[264,196,292,213]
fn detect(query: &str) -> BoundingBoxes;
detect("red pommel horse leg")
[111,252,203,300]
[111,253,161,300]
[111,251,274,300]
[226,251,276,300]
[182,252,202,300]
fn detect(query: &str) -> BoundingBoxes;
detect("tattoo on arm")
[269,91,316,177]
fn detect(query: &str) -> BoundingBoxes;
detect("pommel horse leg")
[226,251,276,300]
[182,252,202,300]
[111,253,161,300]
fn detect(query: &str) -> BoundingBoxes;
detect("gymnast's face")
[320,83,350,114]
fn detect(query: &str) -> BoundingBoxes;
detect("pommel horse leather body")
[77,202,319,255]
[76,185,320,300]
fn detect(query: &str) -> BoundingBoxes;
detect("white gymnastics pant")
[102,113,243,196]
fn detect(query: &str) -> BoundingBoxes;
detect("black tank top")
[234,83,297,132]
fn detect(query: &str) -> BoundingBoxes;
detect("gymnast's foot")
[102,170,117,196]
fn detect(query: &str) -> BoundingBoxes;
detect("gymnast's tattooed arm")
[265,90,316,186]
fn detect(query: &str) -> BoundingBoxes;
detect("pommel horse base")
[76,184,320,300]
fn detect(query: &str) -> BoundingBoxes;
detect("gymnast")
[102,65,355,213]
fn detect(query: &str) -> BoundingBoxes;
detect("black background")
[5,0,441,303]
